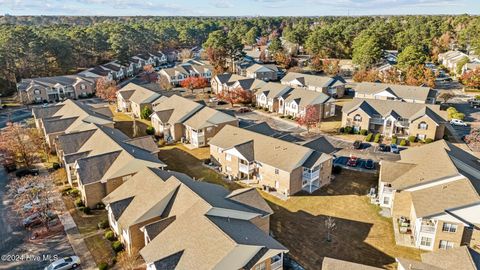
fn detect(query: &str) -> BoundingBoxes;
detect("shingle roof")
[257,82,292,99]
[56,129,97,155]
[354,82,435,102]
[43,117,78,134]
[118,83,162,105]
[281,72,346,88]
[395,257,443,270]
[321,257,383,270]
[152,95,204,124]
[421,246,480,270]
[125,136,160,153]
[183,106,237,130]
[342,98,447,124]
[77,151,122,185]
[281,88,332,107]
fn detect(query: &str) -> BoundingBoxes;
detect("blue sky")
[1,0,479,16]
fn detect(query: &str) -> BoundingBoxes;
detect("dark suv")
[15,168,40,178]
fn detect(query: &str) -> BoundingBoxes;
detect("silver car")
[44,256,81,270]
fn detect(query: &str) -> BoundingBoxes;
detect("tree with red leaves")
[95,77,117,102]
[180,76,209,95]
[142,64,157,83]
[322,59,340,75]
[216,87,252,107]
[460,68,480,89]
[296,105,319,133]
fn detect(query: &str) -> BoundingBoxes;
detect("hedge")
[399,139,407,146]
[365,133,373,142]
[408,136,416,143]
[104,230,115,241]
[98,220,109,230]
[82,207,91,215]
[75,198,84,207]
[112,241,124,253]
[424,138,434,144]
[146,126,155,135]
[98,262,108,270]
[391,136,398,144]
[359,129,368,136]
[373,134,381,143]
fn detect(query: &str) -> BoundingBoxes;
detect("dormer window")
[33,89,41,95]
[291,103,297,110]
[354,114,362,122]
[418,122,428,130]
[80,84,86,90]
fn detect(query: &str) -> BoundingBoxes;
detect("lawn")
[84,234,116,266]
[62,195,108,235]
[158,144,241,191]
[263,169,422,270]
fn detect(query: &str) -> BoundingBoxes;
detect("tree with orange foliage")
[296,105,319,133]
[310,55,323,71]
[274,52,294,69]
[404,65,436,87]
[95,77,117,102]
[206,47,227,75]
[460,68,480,89]
[353,69,380,83]
[322,59,340,75]
[180,76,209,95]
[216,87,252,107]
[142,64,157,83]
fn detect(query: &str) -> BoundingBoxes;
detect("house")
[209,125,334,195]
[31,99,114,147]
[377,141,480,251]
[150,95,238,147]
[322,257,383,270]
[280,72,347,98]
[131,51,167,68]
[338,59,356,77]
[353,82,437,104]
[341,98,447,140]
[79,61,128,81]
[396,246,480,270]
[158,63,213,86]
[255,83,293,112]
[245,63,279,81]
[462,62,480,75]
[17,75,96,104]
[211,73,266,94]
[102,168,288,270]
[438,50,470,73]
[56,124,166,208]
[101,61,127,80]
[116,83,164,118]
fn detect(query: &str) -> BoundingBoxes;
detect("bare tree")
[7,175,59,232]
[117,247,140,270]
[325,216,336,242]
[96,77,118,102]
[0,122,41,168]
[439,92,455,104]
[179,49,193,61]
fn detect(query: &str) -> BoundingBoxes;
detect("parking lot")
[0,108,32,128]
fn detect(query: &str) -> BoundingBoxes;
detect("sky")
[1,0,479,16]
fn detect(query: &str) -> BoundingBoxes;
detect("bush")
[140,106,152,120]
[359,129,368,136]
[98,262,108,270]
[61,187,72,195]
[279,115,285,118]
[263,107,269,111]
[451,112,465,120]
[373,134,381,143]
[78,206,85,212]
[399,139,407,146]
[447,107,458,119]
[424,138,434,144]
[75,198,84,207]
[69,188,80,197]
[365,133,373,142]
[52,162,61,170]
[344,126,353,134]
[98,220,109,230]
[391,136,398,145]
[332,166,342,174]
[145,126,155,135]
[104,230,115,241]
[82,207,91,215]
[338,127,345,133]
[96,202,105,209]
[408,136,416,143]
[111,241,124,253]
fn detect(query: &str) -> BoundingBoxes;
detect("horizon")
[1,0,479,16]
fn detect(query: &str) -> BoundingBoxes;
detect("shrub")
[338,127,345,133]
[391,136,398,144]
[78,206,85,212]
[61,187,72,195]
[96,202,105,209]
[399,139,407,146]
[75,198,84,207]
[424,138,434,144]
[373,134,381,143]
[145,126,155,135]
[140,106,152,120]
[332,166,342,174]
[104,230,115,241]
[365,133,373,142]
[359,129,368,136]
[451,112,465,120]
[408,136,416,143]
[157,139,166,146]
[263,107,269,111]
[52,162,61,170]
[279,115,285,118]
[447,107,458,119]
[83,207,91,215]
[98,262,108,270]
[69,188,80,197]
[98,220,109,230]
[344,126,353,134]
[111,241,124,253]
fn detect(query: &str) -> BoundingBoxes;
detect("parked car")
[45,256,81,270]
[450,119,468,126]
[3,161,17,172]
[364,159,375,170]
[217,100,228,105]
[238,107,251,113]
[378,144,390,152]
[15,168,39,178]
[390,144,399,154]
[353,140,362,149]
[209,97,218,103]
[346,156,358,167]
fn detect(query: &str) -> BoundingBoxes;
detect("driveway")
[0,167,76,269]
[235,111,305,134]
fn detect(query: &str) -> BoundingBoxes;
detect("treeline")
[0,15,479,95]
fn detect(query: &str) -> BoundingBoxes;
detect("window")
[291,103,297,110]
[275,168,279,175]
[418,134,426,140]
[34,89,41,95]
[80,84,86,90]
[418,122,428,130]
[217,147,222,153]
[353,114,362,122]
[383,196,389,205]
[442,223,458,233]
[226,153,232,161]
[225,166,232,172]
[420,237,432,247]
[439,240,454,250]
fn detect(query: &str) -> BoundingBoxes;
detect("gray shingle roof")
[77,151,122,185]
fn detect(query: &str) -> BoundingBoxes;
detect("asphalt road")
[0,108,32,128]
[0,167,75,270]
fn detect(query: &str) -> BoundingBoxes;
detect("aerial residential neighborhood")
[1,2,480,270]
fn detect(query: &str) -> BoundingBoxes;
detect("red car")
[347,156,358,167]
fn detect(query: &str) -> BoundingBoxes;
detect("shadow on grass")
[114,121,149,138]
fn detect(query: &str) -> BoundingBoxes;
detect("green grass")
[62,196,107,235]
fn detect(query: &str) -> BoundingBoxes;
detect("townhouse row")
[32,99,289,270]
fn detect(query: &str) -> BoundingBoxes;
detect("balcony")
[303,170,320,181]
[239,163,255,173]
[370,117,384,125]
[271,259,283,270]
[420,220,436,234]
[383,186,394,194]
[395,120,410,128]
